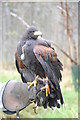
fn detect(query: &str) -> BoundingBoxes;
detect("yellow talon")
[28,81,34,89]
[28,75,39,89]
[41,83,50,96]
[34,80,37,87]
[46,84,50,96]
[41,76,50,96]
[41,86,46,91]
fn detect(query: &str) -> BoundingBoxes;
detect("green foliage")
[0,69,21,83]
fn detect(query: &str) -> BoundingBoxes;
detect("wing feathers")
[33,45,63,86]
[34,45,57,62]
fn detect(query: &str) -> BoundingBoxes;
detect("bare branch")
[10,12,30,28]
[57,6,66,15]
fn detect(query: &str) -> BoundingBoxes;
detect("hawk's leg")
[28,75,39,89]
[41,76,50,96]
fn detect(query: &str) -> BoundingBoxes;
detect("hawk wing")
[33,45,64,104]
[33,45,63,87]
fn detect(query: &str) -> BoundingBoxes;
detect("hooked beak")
[34,31,42,36]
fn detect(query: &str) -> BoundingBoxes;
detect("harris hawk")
[15,26,64,110]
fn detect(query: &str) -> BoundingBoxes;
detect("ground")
[0,67,78,119]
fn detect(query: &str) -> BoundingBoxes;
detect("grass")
[0,68,78,119]
[19,89,78,118]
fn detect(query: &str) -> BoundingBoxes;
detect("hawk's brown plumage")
[15,26,64,110]
[15,51,25,69]
[33,45,57,62]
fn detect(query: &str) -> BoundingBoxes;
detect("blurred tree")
[57,0,78,90]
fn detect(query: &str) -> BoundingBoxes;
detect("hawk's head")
[23,26,42,40]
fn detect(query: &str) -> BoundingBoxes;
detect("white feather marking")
[21,53,25,60]
[57,99,61,104]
